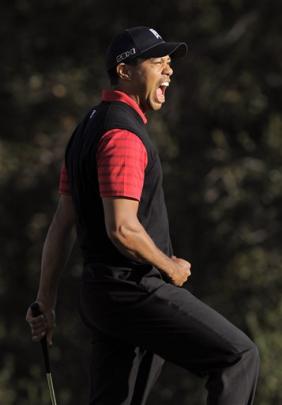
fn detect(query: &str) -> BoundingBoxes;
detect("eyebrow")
[152,57,172,63]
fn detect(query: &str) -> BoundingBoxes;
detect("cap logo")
[149,28,162,40]
[116,48,136,63]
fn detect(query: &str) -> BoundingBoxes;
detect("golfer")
[27,26,259,404]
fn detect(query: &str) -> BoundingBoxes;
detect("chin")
[150,102,163,111]
[154,104,163,111]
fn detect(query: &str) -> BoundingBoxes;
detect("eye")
[151,58,162,64]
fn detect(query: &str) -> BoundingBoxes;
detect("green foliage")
[1,0,282,403]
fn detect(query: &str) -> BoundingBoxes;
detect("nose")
[163,62,173,77]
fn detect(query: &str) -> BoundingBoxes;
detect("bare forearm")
[111,223,176,277]
[36,201,76,308]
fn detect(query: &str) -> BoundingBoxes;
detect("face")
[125,55,173,111]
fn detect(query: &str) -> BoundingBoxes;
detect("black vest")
[65,100,173,269]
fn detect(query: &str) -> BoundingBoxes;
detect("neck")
[113,86,146,112]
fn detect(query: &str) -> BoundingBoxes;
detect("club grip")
[30,302,51,373]
[30,302,42,317]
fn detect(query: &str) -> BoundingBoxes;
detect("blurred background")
[1,0,282,403]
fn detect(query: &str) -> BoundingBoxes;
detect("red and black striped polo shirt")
[59,90,148,201]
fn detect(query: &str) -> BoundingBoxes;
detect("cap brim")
[140,41,188,60]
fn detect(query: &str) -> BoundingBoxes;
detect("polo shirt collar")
[102,90,147,124]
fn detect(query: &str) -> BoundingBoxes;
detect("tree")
[1,0,281,403]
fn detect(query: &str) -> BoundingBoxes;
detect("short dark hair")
[107,57,144,86]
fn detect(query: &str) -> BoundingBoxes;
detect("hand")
[26,301,56,346]
[169,256,191,287]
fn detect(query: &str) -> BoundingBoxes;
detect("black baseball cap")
[106,26,188,71]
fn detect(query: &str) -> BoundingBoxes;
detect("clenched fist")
[169,256,191,287]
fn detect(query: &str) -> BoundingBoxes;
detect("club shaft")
[46,373,58,405]
[30,302,58,405]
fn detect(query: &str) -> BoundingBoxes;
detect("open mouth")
[156,81,169,103]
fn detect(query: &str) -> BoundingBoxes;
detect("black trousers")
[79,264,260,405]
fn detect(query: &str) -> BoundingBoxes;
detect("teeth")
[160,82,169,87]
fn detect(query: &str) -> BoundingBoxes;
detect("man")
[26,26,259,404]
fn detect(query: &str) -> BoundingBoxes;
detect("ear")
[116,63,132,81]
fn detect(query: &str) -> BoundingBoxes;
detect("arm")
[26,194,76,344]
[102,197,191,285]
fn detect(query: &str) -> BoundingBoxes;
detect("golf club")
[30,302,58,405]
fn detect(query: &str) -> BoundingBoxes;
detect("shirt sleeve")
[96,129,148,201]
[58,163,71,195]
